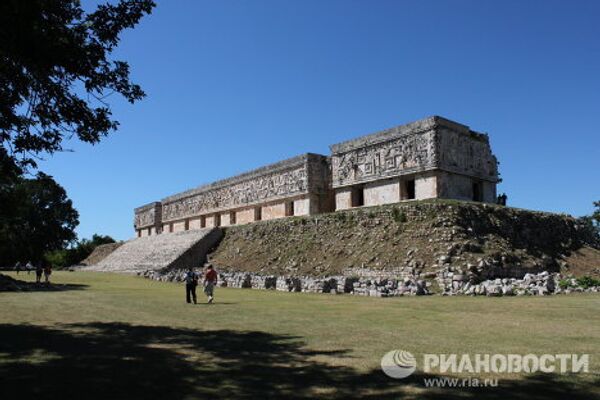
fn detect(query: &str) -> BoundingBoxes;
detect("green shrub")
[44,234,115,268]
[334,212,347,222]
[576,276,600,289]
[392,208,407,223]
[558,279,573,289]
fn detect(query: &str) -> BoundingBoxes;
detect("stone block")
[335,188,353,210]
[172,221,186,232]
[188,217,203,230]
[261,202,287,220]
[364,179,400,206]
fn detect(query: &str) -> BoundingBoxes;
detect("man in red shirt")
[203,264,218,304]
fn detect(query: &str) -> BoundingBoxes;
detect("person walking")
[35,262,43,284]
[26,261,34,275]
[14,261,22,275]
[203,264,218,304]
[43,264,52,285]
[184,267,198,304]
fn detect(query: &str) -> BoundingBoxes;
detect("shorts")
[204,282,215,296]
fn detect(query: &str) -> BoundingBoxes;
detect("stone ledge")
[329,115,485,155]
[134,201,162,214]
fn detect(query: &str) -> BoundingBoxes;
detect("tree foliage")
[45,234,116,268]
[578,200,600,248]
[0,170,79,265]
[0,0,155,168]
[593,201,600,226]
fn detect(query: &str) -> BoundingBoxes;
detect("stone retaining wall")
[137,269,599,297]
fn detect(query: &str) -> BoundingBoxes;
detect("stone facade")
[135,153,332,236]
[134,116,500,236]
[134,202,162,237]
[330,116,498,209]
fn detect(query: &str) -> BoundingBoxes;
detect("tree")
[0,172,79,265]
[0,0,155,169]
[593,201,600,226]
[578,201,600,248]
[45,233,116,268]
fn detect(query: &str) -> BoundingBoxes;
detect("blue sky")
[40,0,600,241]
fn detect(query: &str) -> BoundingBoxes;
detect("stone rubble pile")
[138,268,599,297]
[439,271,600,296]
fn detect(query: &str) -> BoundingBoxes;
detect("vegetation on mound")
[209,200,598,277]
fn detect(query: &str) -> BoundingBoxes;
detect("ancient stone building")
[330,116,499,210]
[134,116,499,237]
[134,153,331,237]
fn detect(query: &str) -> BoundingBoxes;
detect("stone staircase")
[89,228,222,274]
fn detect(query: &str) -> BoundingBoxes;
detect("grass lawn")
[1,271,599,399]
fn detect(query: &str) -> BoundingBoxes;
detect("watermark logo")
[380,350,417,379]
[381,350,590,385]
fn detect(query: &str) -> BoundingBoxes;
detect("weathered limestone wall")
[205,215,219,228]
[172,220,186,233]
[160,153,329,224]
[437,172,496,203]
[482,181,497,203]
[330,120,437,189]
[236,208,258,224]
[293,197,311,216]
[188,217,203,230]
[134,202,162,237]
[329,116,498,210]
[134,116,501,235]
[364,179,400,206]
[436,126,498,181]
[335,188,353,210]
[261,202,287,220]
[220,212,235,227]
[415,172,438,200]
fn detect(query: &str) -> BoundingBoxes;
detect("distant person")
[43,264,52,285]
[203,264,218,304]
[15,261,22,275]
[35,262,43,283]
[184,267,198,304]
[497,193,507,206]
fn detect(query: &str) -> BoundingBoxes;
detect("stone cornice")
[134,202,161,213]
[161,153,327,205]
[329,116,486,155]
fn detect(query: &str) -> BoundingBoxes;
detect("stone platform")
[88,228,222,273]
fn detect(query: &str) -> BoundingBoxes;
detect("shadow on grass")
[0,323,597,399]
[0,273,88,292]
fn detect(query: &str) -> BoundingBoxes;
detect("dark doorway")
[285,201,295,216]
[255,207,262,221]
[405,179,415,200]
[351,186,364,207]
[472,182,482,202]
